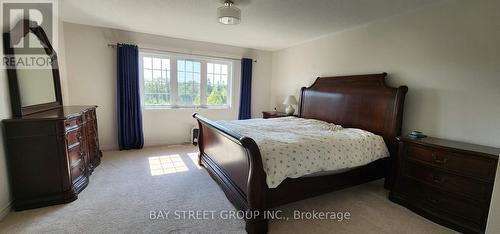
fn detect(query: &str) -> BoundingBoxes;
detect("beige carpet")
[0,145,453,234]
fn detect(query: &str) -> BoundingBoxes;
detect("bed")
[192,73,408,233]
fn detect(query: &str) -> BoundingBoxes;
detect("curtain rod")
[107,43,256,63]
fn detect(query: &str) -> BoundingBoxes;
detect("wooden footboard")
[193,113,268,233]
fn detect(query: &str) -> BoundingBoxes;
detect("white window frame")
[139,51,233,109]
[139,53,172,107]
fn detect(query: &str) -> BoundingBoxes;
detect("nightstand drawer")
[399,179,485,226]
[404,162,491,201]
[390,136,499,234]
[407,144,495,180]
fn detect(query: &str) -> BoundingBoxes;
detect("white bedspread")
[217,117,389,188]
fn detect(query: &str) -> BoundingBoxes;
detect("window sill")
[143,106,231,110]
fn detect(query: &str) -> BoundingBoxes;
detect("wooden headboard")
[299,73,408,155]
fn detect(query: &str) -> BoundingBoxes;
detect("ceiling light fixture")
[217,0,241,25]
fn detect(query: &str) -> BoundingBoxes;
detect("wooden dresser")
[2,106,102,210]
[389,136,499,233]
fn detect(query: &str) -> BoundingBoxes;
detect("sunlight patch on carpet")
[148,154,188,176]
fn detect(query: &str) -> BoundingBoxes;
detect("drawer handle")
[429,198,441,204]
[433,154,449,164]
[78,135,83,141]
[427,194,442,204]
[431,175,444,184]
[79,151,85,157]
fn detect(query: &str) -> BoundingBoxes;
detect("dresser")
[389,136,499,233]
[2,106,102,210]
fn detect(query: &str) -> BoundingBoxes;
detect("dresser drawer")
[70,160,86,183]
[66,128,83,149]
[399,178,485,226]
[68,144,85,168]
[407,144,496,180]
[65,117,82,131]
[391,137,499,233]
[404,162,491,201]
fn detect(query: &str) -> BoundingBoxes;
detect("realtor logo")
[1,1,57,69]
[2,1,53,51]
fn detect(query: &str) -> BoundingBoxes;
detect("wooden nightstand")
[262,111,296,119]
[389,136,499,234]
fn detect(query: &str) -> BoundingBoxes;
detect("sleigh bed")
[193,73,408,233]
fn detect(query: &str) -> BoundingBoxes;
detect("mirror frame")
[3,19,63,117]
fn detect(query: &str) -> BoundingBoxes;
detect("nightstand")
[262,111,295,119]
[389,136,499,234]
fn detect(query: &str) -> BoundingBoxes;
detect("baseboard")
[0,201,12,220]
[100,144,118,151]
[100,142,194,152]
[144,141,192,148]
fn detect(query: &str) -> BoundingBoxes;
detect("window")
[206,63,229,106]
[177,60,201,106]
[143,56,170,105]
[140,52,232,108]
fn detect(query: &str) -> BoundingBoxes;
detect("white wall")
[63,22,272,149]
[271,0,500,148]
[0,33,12,219]
[58,19,70,105]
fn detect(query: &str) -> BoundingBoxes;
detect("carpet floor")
[0,145,453,234]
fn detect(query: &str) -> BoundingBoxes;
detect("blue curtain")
[117,44,144,150]
[238,58,253,120]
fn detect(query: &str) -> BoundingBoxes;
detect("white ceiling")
[60,0,439,51]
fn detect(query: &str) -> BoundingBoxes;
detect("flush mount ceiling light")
[217,0,241,25]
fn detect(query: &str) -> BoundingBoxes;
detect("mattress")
[217,117,389,188]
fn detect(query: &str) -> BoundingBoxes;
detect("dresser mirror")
[3,19,62,117]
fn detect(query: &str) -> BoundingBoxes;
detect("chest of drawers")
[389,136,499,233]
[3,106,102,210]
